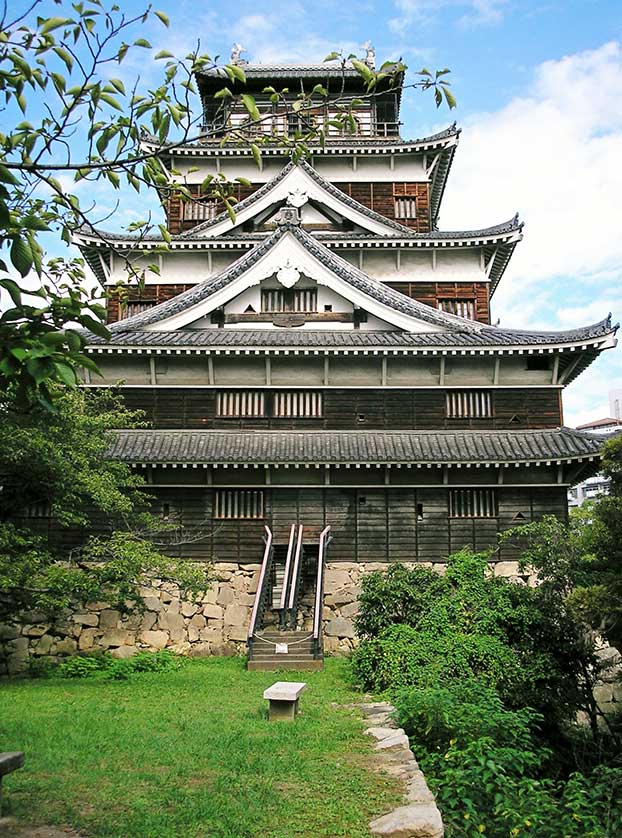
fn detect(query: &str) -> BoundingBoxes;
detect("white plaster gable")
[145,231,448,334]
[198,164,405,238]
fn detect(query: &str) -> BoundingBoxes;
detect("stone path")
[0,818,86,837]
[351,701,444,838]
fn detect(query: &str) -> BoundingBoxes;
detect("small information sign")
[275,643,289,655]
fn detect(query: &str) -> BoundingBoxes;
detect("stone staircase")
[247,630,323,671]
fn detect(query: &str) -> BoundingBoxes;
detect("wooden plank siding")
[106,284,194,325]
[335,182,431,232]
[391,281,490,324]
[115,387,563,430]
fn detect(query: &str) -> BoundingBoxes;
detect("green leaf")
[235,177,252,187]
[1,278,23,307]
[155,10,170,26]
[155,50,175,60]
[110,78,126,95]
[351,59,374,84]
[312,84,328,97]
[40,17,72,34]
[324,52,340,62]
[225,63,246,84]
[250,143,261,169]
[133,38,152,49]
[54,361,78,387]
[79,315,110,340]
[214,87,232,99]
[0,165,19,186]
[10,237,33,277]
[443,86,457,109]
[241,94,261,122]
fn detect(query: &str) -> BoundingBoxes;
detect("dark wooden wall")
[391,281,490,324]
[116,387,563,430]
[164,181,431,235]
[140,485,568,564]
[106,284,194,324]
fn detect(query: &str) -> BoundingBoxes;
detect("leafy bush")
[352,551,589,726]
[57,650,184,680]
[394,681,622,838]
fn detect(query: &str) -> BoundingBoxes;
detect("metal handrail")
[312,526,332,656]
[278,523,297,612]
[286,524,305,627]
[247,525,273,645]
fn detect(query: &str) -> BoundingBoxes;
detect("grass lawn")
[0,657,402,837]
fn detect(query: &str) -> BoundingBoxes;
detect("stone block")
[325,617,355,639]
[248,572,261,595]
[189,643,212,658]
[111,645,137,660]
[405,772,435,805]
[189,613,207,629]
[369,803,443,838]
[216,585,235,606]
[240,564,261,572]
[215,563,239,573]
[100,629,131,648]
[142,596,162,613]
[158,610,185,635]
[21,610,48,624]
[181,601,199,618]
[72,613,99,627]
[99,609,121,630]
[85,601,110,611]
[202,585,218,605]
[0,624,20,641]
[140,612,157,632]
[224,603,249,627]
[34,635,54,655]
[210,641,238,657]
[140,630,169,650]
[493,561,520,578]
[22,624,50,637]
[122,613,142,631]
[56,637,78,655]
[227,625,249,642]
[188,625,201,643]
[323,571,352,593]
[340,601,360,619]
[7,637,29,652]
[78,628,101,651]
[374,732,410,751]
[7,652,29,675]
[325,588,358,607]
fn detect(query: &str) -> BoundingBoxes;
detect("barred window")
[449,490,497,518]
[261,289,317,313]
[394,196,417,220]
[438,299,476,320]
[183,199,219,221]
[27,500,51,518]
[123,300,156,318]
[446,391,493,419]
[273,391,323,418]
[214,490,264,519]
[217,391,265,418]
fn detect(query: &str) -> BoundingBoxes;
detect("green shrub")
[59,653,111,678]
[394,681,622,838]
[56,649,184,680]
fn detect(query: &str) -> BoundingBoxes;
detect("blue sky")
[10,0,622,423]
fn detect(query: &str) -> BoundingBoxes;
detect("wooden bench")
[0,752,24,810]
[263,681,307,721]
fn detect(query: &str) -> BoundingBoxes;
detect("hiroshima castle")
[73,47,617,668]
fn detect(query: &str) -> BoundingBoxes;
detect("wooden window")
[449,490,497,518]
[394,195,417,219]
[438,299,476,320]
[217,391,265,417]
[214,490,264,519]
[122,300,156,318]
[183,199,219,221]
[261,289,317,313]
[446,391,493,418]
[27,500,51,518]
[273,392,323,418]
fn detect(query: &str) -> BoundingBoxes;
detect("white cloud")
[440,41,622,425]
[390,0,506,31]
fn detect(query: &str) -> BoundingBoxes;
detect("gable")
[185,162,413,239]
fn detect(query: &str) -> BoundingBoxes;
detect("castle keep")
[71,50,616,666]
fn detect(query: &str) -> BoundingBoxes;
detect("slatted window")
[394,196,417,219]
[273,391,323,418]
[217,391,265,417]
[438,299,476,320]
[183,199,219,221]
[27,501,51,518]
[214,490,264,519]
[261,289,317,313]
[449,490,497,518]
[446,391,493,419]
[123,300,155,318]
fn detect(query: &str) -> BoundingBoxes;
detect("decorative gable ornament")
[276,259,301,288]
[274,205,301,228]
[286,188,309,208]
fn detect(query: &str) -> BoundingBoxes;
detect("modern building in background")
[568,398,622,508]
[72,49,618,664]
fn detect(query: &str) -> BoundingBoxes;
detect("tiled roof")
[95,318,616,349]
[109,427,603,466]
[106,225,482,333]
[182,160,415,238]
